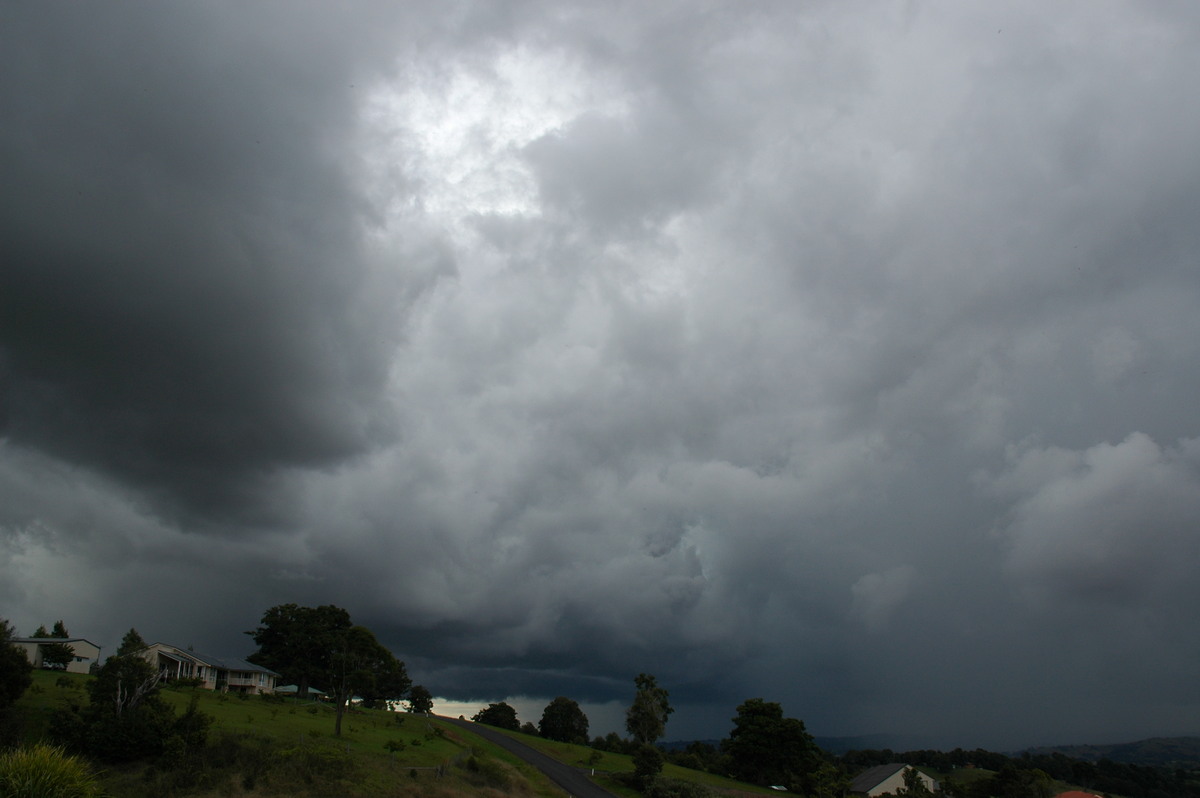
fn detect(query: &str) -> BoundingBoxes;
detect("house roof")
[145,643,280,676]
[850,763,931,794]
[12,637,101,649]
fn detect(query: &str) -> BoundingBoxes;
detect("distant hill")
[1025,736,1200,768]
[662,734,922,755]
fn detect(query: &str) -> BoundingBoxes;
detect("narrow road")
[439,716,618,798]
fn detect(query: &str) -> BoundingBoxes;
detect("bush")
[462,754,511,790]
[633,744,666,787]
[0,744,101,798]
[643,776,718,798]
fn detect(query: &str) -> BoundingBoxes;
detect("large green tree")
[246,603,352,698]
[247,604,409,737]
[472,702,521,731]
[328,625,411,735]
[721,698,821,787]
[538,696,589,743]
[625,673,673,745]
[0,619,33,710]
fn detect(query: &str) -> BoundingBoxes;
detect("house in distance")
[137,641,279,694]
[11,636,101,674]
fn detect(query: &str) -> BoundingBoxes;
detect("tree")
[625,673,673,745]
[406,684,433,714]
[721,698,821,787]
[40,641,75,670]
[632,744,665,788]
[538,696,589,743]
[246,603,352,698]
[32,625,49,638]
[116,628,148,656]
[472,702,521,731]
[900,766,934,796]
[38,621,74,670]
[247,604,408,737]
[73,653,175,762]
[327,625,410,735]
[0,619,33,710]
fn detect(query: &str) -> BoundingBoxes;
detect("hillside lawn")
[11,670,779,797]
[13,669,562,797]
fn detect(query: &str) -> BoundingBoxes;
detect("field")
[12,670,563,797]
[11,670,781,797]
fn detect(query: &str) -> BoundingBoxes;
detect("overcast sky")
[3,0,1199,751]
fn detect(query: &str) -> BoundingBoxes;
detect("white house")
[11,637,101,674]
[137,642,279,694]
[850,763,939,796]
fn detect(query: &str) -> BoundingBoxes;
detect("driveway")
[439,716,619,798]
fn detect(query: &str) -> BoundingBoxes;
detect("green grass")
[13,670,563,797]
[12,671,783,797]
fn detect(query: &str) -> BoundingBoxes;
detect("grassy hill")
[9,670,775,797]
[12,670,565,797]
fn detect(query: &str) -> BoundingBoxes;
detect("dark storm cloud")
[0,2,440,522]
[3,1,1200,749]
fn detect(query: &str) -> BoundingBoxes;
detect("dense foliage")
[538,696,589,743]
[0,618,33,710]
[246,603,353,698]
[246,604,410,736]
[48,652,209,764]
[721,698,822,788]
[472,701,521,731]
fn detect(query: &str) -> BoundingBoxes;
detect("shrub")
[0,744,101,798]
[633,744,666,787]
[643,776,718,798]
[462,754,511,790]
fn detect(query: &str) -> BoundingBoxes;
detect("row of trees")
[467,674,840,793]
[470,673,677,788]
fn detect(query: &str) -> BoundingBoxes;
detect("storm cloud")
[3,1,1199,749]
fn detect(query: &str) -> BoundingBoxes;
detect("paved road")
[440,716,618,798]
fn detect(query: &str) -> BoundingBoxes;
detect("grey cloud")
[0,2,436,522]
[3,1,1200,750]
[985,433,1200,607]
